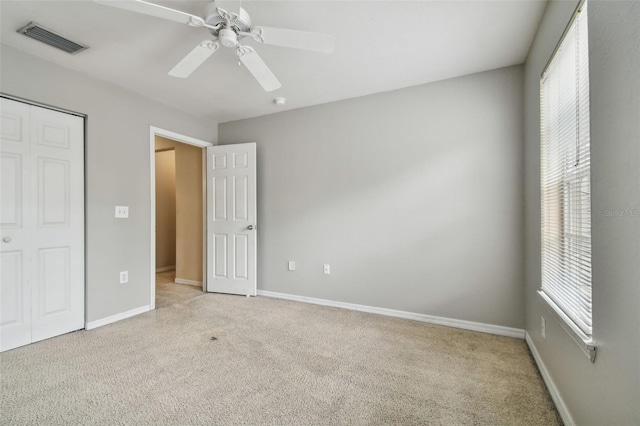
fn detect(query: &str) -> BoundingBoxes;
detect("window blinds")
[540,2,592,337]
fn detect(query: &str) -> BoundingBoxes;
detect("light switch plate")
[115,206,129,218]
[120,271,128,284]
[323,264,330,275]
[288,261,296,271]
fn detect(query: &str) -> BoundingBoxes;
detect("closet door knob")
[2,237,12,243]
[247,225,255,230]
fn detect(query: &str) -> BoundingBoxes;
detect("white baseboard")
[156,265,176,273]
[257,290,525,339]
[85,305,150,330]
[174,278,203,287]
[525,332,575,425]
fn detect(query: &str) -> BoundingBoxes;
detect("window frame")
[538,0,596,362]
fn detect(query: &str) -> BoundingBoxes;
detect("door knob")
[2,237,12,243]
[247,225,256,230]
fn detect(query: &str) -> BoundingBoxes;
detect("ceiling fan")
[95,0,335,92]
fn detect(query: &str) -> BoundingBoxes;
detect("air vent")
[17,22,88,54]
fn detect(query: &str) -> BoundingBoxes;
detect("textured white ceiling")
[0,0,547,122]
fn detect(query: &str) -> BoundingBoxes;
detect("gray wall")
[220,65,525,329]
[524,1,640,424]
[0,45,218,323]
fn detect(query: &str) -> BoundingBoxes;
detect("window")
[539,1,594,351]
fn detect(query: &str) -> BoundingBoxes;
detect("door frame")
[149,126,213,310]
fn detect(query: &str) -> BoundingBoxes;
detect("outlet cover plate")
[120,271,129,284]
[115,206,129,218]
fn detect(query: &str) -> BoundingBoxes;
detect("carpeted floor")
[1,288,561,425]
[155,271,203,308]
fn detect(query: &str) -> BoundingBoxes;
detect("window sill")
[537,291,597,362]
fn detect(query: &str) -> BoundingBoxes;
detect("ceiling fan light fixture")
[219,28,238,48]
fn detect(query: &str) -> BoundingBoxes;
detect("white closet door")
[29,105,84,342]
[0,98,84,352]
[0,99,32,351]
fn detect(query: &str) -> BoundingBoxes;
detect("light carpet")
[1,291,561,425]
[155,271,203,308]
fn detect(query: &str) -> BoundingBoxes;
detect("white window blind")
[540,1,592,337]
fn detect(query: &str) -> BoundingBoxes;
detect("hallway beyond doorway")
[155,271,202,308]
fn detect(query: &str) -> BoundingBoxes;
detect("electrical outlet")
[288,261,296,271]
[120,271,128,284]
[115,206,129,218]
[541,316,546,339]
[323,264,330,275]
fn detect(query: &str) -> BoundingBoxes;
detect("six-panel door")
[0,98,84,352]
[1,99,32,351]
[206,143,257,296]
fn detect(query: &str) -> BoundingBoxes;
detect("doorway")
[149,127,212,310]
[154,139,202,307]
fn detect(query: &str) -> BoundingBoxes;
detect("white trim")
[150,126,213,148]
[525,332,576,425]
[85,305,150,330]
[1,93,86,117]
[155,265,176,273]
[257,290,525,339]
[174,278,203,287]
[149,126,213,311]
[202,149,207,292]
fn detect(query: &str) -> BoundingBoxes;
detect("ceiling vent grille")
[17,22,88,54]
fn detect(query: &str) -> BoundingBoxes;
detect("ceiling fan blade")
[169,41,219,78]
[237,47,281,92]
[254,27,335,54]
[95,0,206,27]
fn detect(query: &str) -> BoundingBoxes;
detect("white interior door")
[206,143,256,296]
[1,99,32,351]
[0,97,84,352]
